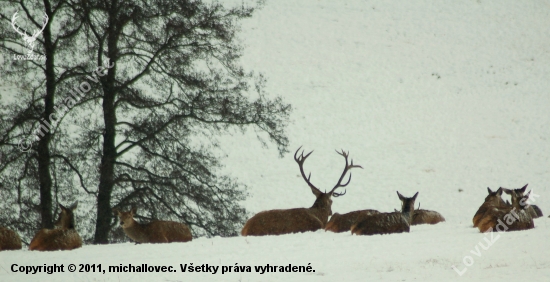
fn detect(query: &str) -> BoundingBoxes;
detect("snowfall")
[1,0,550,281]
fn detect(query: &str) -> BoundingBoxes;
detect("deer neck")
[400,204,415,225]
[309,201,332,225]
[511,197,528,211]
[400,211,413,225]
[123,219,148,242]
[55,216,75,230]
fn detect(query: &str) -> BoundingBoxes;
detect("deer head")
[54,202,78,229]
[11,12,48,54]
[502,187,531,210]
[397,191,419,214]
[484,187,505,206]
[113,207,138,229]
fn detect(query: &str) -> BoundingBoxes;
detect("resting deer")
[411,209,445,225]
[500,184,543,218]
[325,210,380,233]
[400,203,445,225]
[241,147,362,236]
[113,207,192,243]
[477,189,534,232]
[351,191,418,236]
[29,202,82,251]
[0,226,22,251]
[472,187,507,228]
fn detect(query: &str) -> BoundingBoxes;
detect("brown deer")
[408,203,445,225]
[29,202,82,251]
[351,191,418,236]
[113,207,192,243]
[241,147,362,236]
[325,210,380,233]
[411,210,445,225]
[0,226,22,251]
[472,187,507,228]
[477,189,534,232]
[500,184,543,218]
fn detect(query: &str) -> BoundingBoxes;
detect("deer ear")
[520,184,528,193]
[59,203,67,211]
[130,206,137,215]
[412,192,419,200]
[496,188,503,196]
[519,191,531,207]
[112,208,120,215]
[502,188,512,195]
[487,187,493,194]
[68,201,78,211]
[310,186,323,198]
[397,191,405,201]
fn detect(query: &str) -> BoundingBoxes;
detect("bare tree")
[76,0,291,243]
[0,0,87,241]
[1,0,290,244]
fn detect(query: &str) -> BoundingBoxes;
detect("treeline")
[0,0,291,244]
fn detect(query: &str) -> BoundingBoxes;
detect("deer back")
[351,191,418,236]
[351,212,410,235]
[241,147,362,236]
[114,207,192,243]
[472,187,507,227]
[530,205,543,218]
[0,227,22,251]
[325,210,380,233]
[411,209,445,225]
[241,207,328,236]
[29,202,82,251]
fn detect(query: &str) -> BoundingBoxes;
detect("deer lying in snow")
[472,187,507,228]
[500,184,543,218]
[351,191,418,236]
[113,207,192,243]
[325,210,380,233]
[477,189,534,232]
[241,147,362,236]
[411,209,445,225]
[29,202,82,251]
[0,226,22,251]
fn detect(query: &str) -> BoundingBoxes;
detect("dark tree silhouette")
[0,0,88,241]
[76,0,290,243]
[1,0,290,244]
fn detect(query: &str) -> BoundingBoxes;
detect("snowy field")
[2,0,550,281]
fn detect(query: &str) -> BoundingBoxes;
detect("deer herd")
[0,147,545,251]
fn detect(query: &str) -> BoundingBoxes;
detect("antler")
[329,149,363,197]
[294,146,321,194]
[11,12,28,37]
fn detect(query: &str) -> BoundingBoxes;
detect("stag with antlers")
[241,147,362,236]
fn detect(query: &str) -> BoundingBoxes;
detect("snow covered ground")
[2,0,550,281]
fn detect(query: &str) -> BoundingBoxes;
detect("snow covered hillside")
[2,0,550,281]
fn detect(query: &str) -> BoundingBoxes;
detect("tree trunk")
[37,2,55,229]
[93,3,118,243]
[93,77,117,243]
